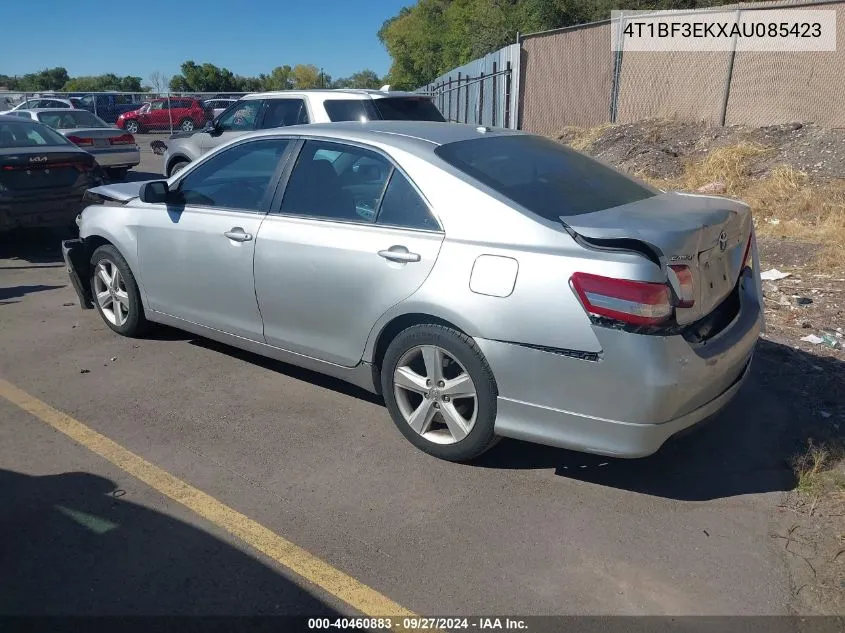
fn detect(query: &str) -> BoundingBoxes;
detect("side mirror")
[139,180,171,204]
[204,120,219,134]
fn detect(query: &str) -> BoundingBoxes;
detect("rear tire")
[106,167,129,181]
[179,118,195,132]
[89,245,149,338]
[168,159,189,176]
[124,120,140,134]
[381,324,500,462]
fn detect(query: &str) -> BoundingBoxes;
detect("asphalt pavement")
[0,161,807,619]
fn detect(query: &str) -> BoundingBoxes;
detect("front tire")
[179,118,195,132]
[124,120,140,134]
[381,324,499,462]
[90,245,149,337]
[168,159,189,176]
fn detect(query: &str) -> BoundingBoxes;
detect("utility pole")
[319,67,324,88]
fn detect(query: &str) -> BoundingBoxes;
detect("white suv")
[158,89,445,176]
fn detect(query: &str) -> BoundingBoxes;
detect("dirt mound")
[555,120,845,182]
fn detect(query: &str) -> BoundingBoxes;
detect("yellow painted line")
[0,378,416,619]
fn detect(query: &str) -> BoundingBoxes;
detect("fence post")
[457,72,462,123]
[447,78,453,121]
[491,62,498,127]
[719,10,742,126]
[610,14,625,123]
[168,94,174,134]
[464,74,470,123]
[504,61,512,129]
[477,72,485,125]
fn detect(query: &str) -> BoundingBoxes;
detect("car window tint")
[371,97,445,122]
[218,100,262,131]
[323,99,379,122]
[177,138,289,211]
[280,140,392,223]
[376,171,438,231]
[46,100,69,108]
[150,101,165,111]
[435,135,657,220]
[261,99,309,129]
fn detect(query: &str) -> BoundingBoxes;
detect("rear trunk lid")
[562,191,752,325]
[58,127,135,148]
[86,180,146,203]
[0,147,95,192]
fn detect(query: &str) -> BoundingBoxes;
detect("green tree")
[291,64,324,89]
[263,65,293,91]
[333,69,383,90]
[169,61,239,92]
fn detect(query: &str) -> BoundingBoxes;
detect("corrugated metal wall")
[417,44,521,129]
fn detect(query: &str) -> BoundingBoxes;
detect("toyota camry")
[62,121,763,462]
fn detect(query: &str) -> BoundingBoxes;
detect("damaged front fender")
[61,239,94,309]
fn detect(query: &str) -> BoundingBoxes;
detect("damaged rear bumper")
[62,239,94,309]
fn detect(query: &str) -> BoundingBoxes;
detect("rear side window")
[324,99,379,122]
[376,171,439,231]
[261,99,309,128]
[371,97,444,122]
[434,135,656,220]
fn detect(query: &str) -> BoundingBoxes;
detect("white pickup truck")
[157,89,445,176]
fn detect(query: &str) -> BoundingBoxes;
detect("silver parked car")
[6,109,140,180]
[62,121,763,462]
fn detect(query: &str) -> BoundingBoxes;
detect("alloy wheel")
[93,260,130,327]
[393,345,478,444]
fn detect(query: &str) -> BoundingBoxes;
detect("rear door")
[136,137,294,339]
[253,138,444,366]
[199,99,264,154]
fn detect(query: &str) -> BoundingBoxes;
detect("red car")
[116,97,209,134]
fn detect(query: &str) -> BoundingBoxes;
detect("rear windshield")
[325,97,445,122]
[38,110,110,129]
[0,119,70,148]
[434,135,656,219]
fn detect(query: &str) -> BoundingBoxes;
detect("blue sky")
[1,0,410,82]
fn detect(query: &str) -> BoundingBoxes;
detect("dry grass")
[640,143,845,272]
[792,440,845,499]
[556,124,612,152]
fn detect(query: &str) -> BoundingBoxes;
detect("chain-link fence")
[0,91,250,136]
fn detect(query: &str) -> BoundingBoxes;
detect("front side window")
[280,140,392,223]
[217,100,263,131]
[176,138,290,211]
[261,99,309,129]
[435,135,657,220]
[150,101,165,111]
[45,100,70,109]
[20,100,40,109]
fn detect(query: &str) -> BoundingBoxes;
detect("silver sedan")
[61,121,763,461]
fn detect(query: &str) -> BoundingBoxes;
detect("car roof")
[238,121,524,153]
[240,89,427,101]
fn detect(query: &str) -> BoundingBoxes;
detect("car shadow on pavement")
[187,338,383,405]
[475,338,844,502]
[124,170,163,182]
[0,228,69,265]
[0,284,65,301]
[0,468,343,618]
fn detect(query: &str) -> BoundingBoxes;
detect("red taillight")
[571,272,673,326]
[109,133,135,145]
[67,135,94,147]
[668,264,695,308]
[742,232,753,270]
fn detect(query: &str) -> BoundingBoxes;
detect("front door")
[136,137,293,340]
[253,139,444,366]
[199,99,265,155]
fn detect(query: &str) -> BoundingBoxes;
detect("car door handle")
[224,228,253,242]
[378,246,421,263]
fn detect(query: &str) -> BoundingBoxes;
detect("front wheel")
[124,120,140,134]
[381,324,500,462]
[179,118,195,132]
[90,245,149,337]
